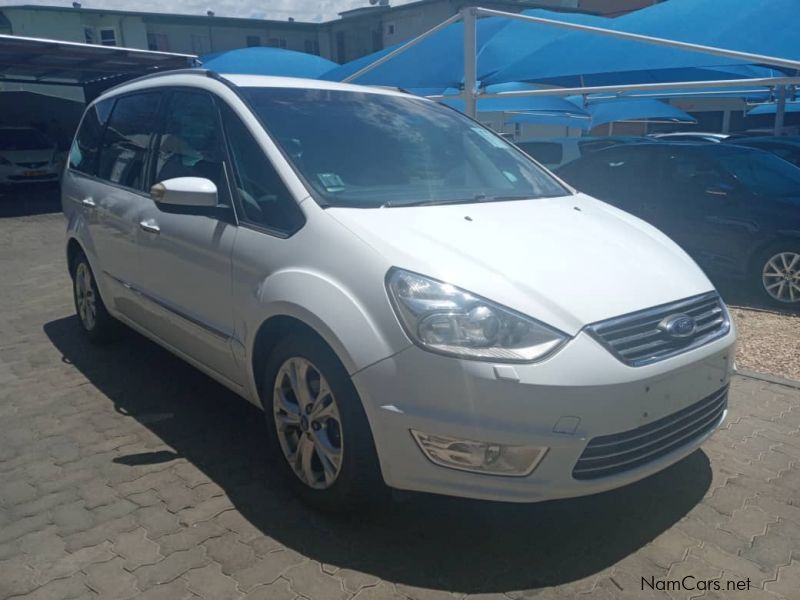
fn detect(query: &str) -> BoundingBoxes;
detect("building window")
[246,35,261,47]
[98,28,117,46]
[304,39,320,55]
[386,23,395,35]
[191,34,209,54]
[84,27,95,44]
[147,33,169,51]
[267,38,287,49]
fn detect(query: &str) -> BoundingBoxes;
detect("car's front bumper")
[352,329,735,503]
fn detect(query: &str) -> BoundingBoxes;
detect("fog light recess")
[411,430,547,476]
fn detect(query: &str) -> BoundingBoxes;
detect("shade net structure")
[321,2,789,91]
[488,0,800,87]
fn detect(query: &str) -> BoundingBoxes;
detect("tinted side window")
[69,99,113,175]
[517,142,563,166]
[97,92,161,189]
[154,91,226,194]
[221,106,304,234]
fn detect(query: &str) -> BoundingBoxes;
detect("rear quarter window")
[69,99,113,175]
[96,92,162,190]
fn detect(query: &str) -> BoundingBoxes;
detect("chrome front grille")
[573,386,728,480]
[586,292,730,367]
[17,161,48,168]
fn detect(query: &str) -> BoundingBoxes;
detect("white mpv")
[63,71,735,510]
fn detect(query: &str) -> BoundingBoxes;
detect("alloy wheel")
[273,356,344,489]
[75,262,97,330]
[762,251,800,304]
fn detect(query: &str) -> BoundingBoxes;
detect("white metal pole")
[342,13,461,83]
[426,76,800,101]
[462,6,478,119]
[774,84,787,136]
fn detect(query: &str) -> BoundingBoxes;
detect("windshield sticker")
[471,127,506,148]
[317,172,345,192]
[503,171,518,183]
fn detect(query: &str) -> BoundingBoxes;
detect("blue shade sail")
[201,47,338,79]
[489,0,798,85]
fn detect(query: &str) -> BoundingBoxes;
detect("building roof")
[0,4,317,28]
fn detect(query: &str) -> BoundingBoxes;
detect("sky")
[0,0,414,22]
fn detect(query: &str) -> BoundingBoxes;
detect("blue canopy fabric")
[200,47,338,79]
[505,97,694,130]
[505,112,592,130]
[748,101,800,116]
[488,0,798,86]
[575,98,696,127]
[320,17,509,87]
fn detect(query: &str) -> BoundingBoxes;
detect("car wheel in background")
[755,242,800,309]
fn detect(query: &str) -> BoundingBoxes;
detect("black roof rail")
[101,67,219,96]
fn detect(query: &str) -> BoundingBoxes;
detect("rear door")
[64,92,162,318]
[135,88,241,385]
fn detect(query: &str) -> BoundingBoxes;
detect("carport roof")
[0,33,196,86]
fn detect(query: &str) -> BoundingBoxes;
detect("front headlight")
[386,268,567,362]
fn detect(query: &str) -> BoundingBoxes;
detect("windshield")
[0,128,52,151]
[714,147,800,198]
[240,87,568,208]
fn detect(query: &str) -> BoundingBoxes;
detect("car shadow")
[0,184,61,218]
[44,315,712,594]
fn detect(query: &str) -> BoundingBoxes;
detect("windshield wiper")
[382,194,544,208]
[381,197,483,208]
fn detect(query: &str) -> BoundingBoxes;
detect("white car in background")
[63,71,735,510]
[0,126,61,185]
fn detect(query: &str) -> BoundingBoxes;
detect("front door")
[651,148,753,276]
[135,89,241,385]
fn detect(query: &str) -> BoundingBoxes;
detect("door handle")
[81,197,96,208]
[139,219,160,234]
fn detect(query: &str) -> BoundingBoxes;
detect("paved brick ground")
[1,199,800,600]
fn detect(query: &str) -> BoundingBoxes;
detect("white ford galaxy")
[63,71,735,510]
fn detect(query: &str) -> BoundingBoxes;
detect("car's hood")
[0,149,54,164]
[327,193,714,335]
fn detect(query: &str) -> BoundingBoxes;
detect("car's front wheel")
[756,243,800,308]
[71,251,118,342]
[262,333,383,511]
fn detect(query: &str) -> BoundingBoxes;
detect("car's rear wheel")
[71,252,118,342]
[262,334,383,511]
[756,243,800,308]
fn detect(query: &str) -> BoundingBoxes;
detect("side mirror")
[150,177,217,208]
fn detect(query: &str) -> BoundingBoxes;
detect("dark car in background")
[516,136,648,169]
[727,136,800,168]
[557,142,800,308]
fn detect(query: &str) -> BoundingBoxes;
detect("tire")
[262,333,384,512]
[753,241,800,309]
[71,251,119,343]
